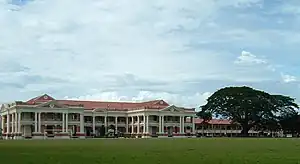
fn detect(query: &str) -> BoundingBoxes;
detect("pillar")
[14,113,18,134]
[192,116,195,134]
[143,115,146,133]
[125,117,128,133]
[7,113,10,135]
[115,116,118,132]
[80,113,84,133]
[65,113,68,133]
[34,112,38,132]
[38,112,41,133]
[62,113,65,132]
[11,113,15,134]
[131,116,134,133]
[182,117,185,133]
[137,116,140,133]
[161,116,164,133]
[159,116,161,133]
[179,116,182,133]
[104,116,107,132]
[92,115,95,134]
[18,113,21,134]
[1,115,4,134]
[146,115,149,133]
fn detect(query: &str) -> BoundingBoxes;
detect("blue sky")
[0,0,300,108]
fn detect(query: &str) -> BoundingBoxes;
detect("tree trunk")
[241,125,250,137]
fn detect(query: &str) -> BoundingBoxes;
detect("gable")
[160,105,184,112]
[93,108,108,112]
[27,94,55,104]
[153,100,169,106]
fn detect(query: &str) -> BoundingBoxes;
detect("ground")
[0,138,299,164]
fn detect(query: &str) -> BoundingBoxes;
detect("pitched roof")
[26,94,55,104]
[24,94,171,111]
[56,99,169,111]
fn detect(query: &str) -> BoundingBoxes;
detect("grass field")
[0,138,300,164]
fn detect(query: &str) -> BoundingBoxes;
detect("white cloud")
[281,73,297,83]
[234,51,267,65]
[0,0,299,107]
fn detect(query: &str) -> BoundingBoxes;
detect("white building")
[0,94,196,139]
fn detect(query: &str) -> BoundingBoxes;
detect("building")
[194,119,258,137]
[0,94,196,139]
[194,119,284,137]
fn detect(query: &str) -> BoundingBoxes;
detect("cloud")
[65,91,212,109]
[234,51,267,65]
[0,0,299,108]
[281,73,297,83]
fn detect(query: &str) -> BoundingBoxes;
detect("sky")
[0,0,300,108]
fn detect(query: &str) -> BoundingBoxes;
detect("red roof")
[195,118,232,125]
[24,94,171,111]
[56,99,169,111]
[26,94,55,104]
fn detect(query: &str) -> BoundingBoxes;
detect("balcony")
[69,119,80,122]
[43,118,62,121]
[20,119,34,125]
[21,118,34,121]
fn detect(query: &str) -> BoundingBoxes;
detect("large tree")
[198,86,298,137]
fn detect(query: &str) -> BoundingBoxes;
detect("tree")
[278,111,300,135]
[198,86,299,137]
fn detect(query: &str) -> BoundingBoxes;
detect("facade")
[194,119,257,137]
[194,119,283,137]
[0,94,196,139]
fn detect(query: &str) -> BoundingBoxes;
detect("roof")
[22,94,182,111]
[26,94,55,104]
[56,99,169,111]
[195,118,233,125]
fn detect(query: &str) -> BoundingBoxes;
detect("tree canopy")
[278,111,300,135]
[198,86,299,136]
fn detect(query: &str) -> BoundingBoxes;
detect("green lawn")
[0,138,300,164]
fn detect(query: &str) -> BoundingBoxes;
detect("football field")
[0,138,299,164]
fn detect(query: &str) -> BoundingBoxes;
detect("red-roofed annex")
[0,94,197,139]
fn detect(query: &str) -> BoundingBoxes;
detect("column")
[62,113,65,132]
[137,116,140,133]
[143,115,146,133]
[15,113,18,134]
[104,116,107,132]
[1,115,4,134]
[80,113,84,133]
[38,112,42,133]
[65,113,68,133]
[161,116,164,134]
[115,116,118,132]
[182,116,185,133]
[179,116,182,133]
[158,116,161,133]
[34,112,38,132]
[131,116,134,133]
[18,113,21,133]
[92,115,95,134]
[146,115,149,133]
[125,117,128,133]
[192,116,195,134]
[7,113,10,135]
[11,113,15,134]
